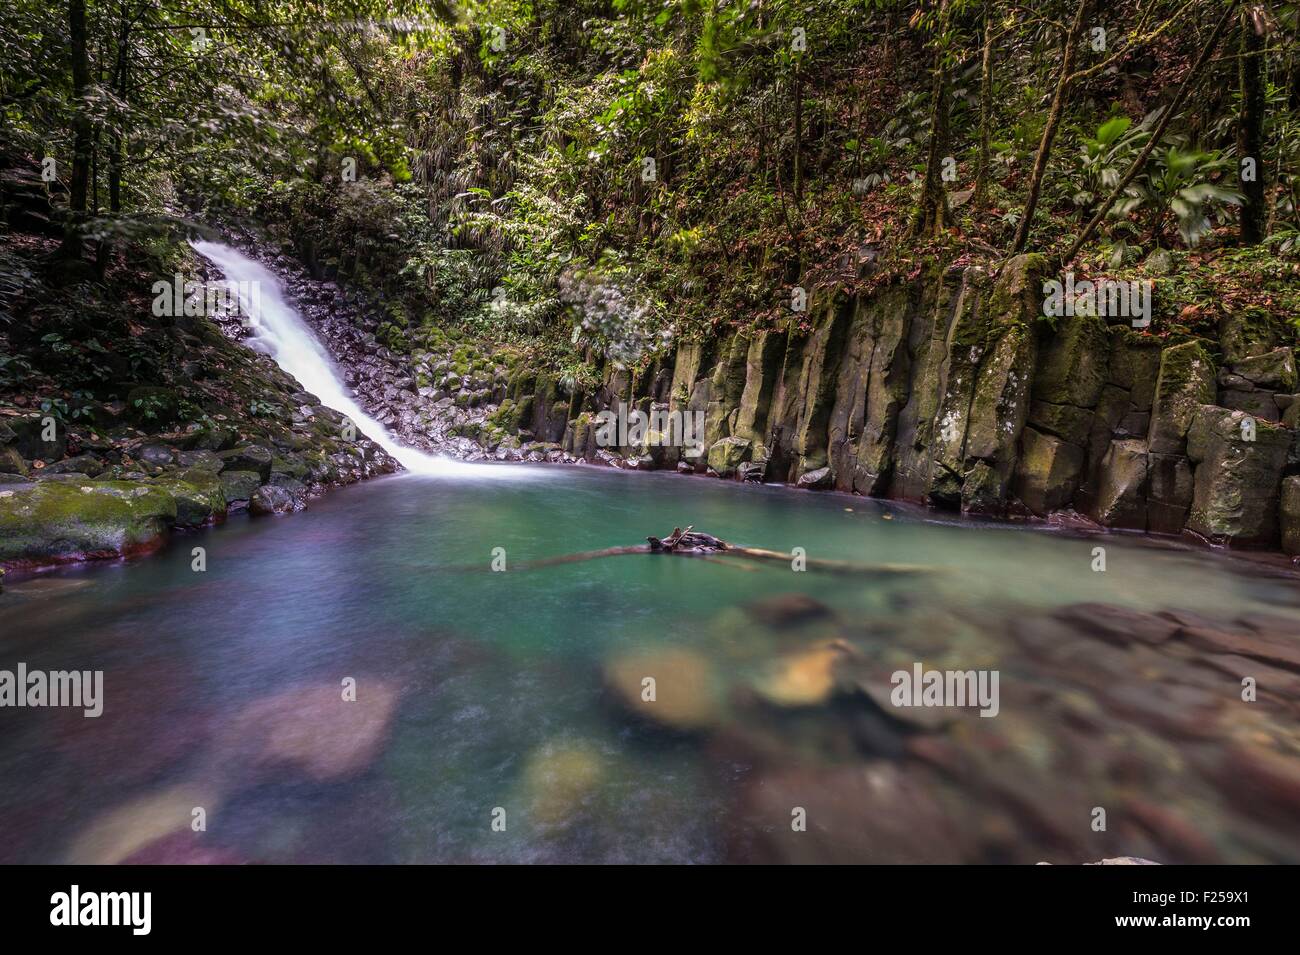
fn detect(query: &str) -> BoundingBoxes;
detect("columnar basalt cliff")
[482,255,1300,556]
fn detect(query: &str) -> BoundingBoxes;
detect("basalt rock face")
[495,254,1300,554]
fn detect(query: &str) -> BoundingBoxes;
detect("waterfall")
[191,241,514,477]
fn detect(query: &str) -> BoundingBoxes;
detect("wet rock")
[137,444,175,468]
[41,454,104,477]
[0,445,27,476]
[1034,313,1110,409]
[1219,744,1300,822]
[735,763,973,864]
[796,465,832,489]
[1173,623,1300,671]
[250,484,295,515]
[154,478,226,527]
[1146,452,1193,534]
[604,648,721,731]
[176,449,224,472]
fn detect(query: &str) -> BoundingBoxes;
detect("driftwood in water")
[647,525,728,552]
[490,525,934,577]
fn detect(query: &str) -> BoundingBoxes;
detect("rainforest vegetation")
[4,1,1299,372]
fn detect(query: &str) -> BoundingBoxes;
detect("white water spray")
[191,241,527,478]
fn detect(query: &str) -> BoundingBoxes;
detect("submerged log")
[464,525,936,577]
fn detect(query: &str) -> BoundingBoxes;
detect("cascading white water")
[191,240,525,478]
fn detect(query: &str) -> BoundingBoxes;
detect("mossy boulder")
[707,436,751,477]
[1147,341,1216,454]
[1230,347,1297,393]
[1033,313,1110,408]
[216,445,273,481]
[0,480,177,565]
[1186,405,1290,547]
[219,470,263,503]
[154,477,226,527]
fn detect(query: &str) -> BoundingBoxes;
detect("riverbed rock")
[1186,405,1290,546]
[796,465,832,489]
[0,480,177,565]
[604,647,721,731]
[751,643,848,707]
[63,782,225,865]
[218,681,400,783]
[521,741,604,829]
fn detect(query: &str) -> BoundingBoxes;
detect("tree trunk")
[1237,16,1266,245]
[913,3,952,238]
[98,2,131,275]
[1009,0,1094,254]
[793,64,803,209]
[973,4,995,206]
[59,0,92,259]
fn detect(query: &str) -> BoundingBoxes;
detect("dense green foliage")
[4,1,1300,377]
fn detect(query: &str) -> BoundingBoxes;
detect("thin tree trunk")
[1009,0,1094,254]
[1237,15,1266,245]
[793,64,803,209]
[1062,0,1240,265]
[98,1,131,275]
[973,4,995,206]
[59,0,92,259]
[913,0,952,238]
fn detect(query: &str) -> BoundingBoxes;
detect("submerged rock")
[217,681,400,783]
[521,741,605,829]
[751,643,848,707]
[64,782,224,864]
[604,648,721,731]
